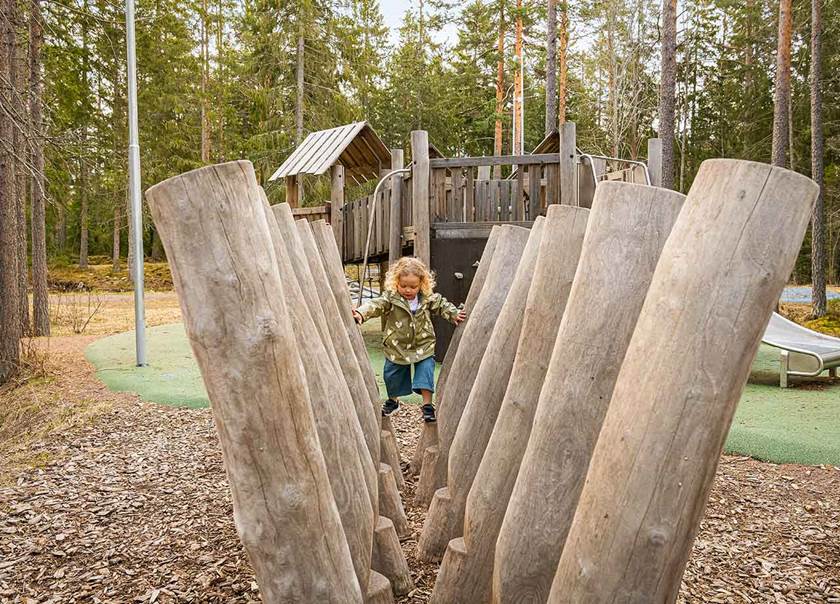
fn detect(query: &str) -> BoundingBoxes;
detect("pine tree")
[810,0,825,317]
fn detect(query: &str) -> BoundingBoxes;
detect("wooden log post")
[145,161,362,602]
[261,200,376,591]
[648,137,663,187]
[378,463,409,538]
[430,205,589,603]
[414,225,531,509]
[380,423,404,491]
[389,149,404,265]
[331,165,345,257]
[549,161,818,603]
[311,220,383,408]
[272,204,381,468]
[371,517,415,596]
[492,182,686,602]
[409,419,438,478]
[366,571,395,604]
[410,131,431,265]
[297,218,413,598]
[417,219,546,562]
[559,122,577,205]
[286,174,300,208]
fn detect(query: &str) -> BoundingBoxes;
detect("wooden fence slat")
[513,170,524,221]
[528,166,541,220]
[465,169,475,221]
[499,181,511,222]
[545,163,560,208]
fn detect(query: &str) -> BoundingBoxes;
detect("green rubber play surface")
[87,323,840,466]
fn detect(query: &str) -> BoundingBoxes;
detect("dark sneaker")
[421,404,436,423]
[382,398,400,416]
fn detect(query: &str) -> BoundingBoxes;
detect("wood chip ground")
[1,337,838,603]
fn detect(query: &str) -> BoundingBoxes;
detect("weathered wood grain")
[378,463,409,538]
[418,219,546,562]
[411,131,431,265]
[549,160,818,603]
[272,204,380,468]
[262,199,376,591]
[431,205,588,603]
[372,517,415,596]
[493,181,685,603]
[145,161,362,602]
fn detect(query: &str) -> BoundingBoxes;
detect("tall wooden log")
[648,138,663,187]
[559,122,577,205]
[431,205,588,603]
[415,225,531,509]
[493,182,685,602]
[380,425,404,491]
[311,219,383,406]
[145,161,362,602]
[261,199,376,591]
[410,130,431,265]
[549,160,817,602]
[271,204,380,467]
[366,571,395,604]
[409,420,438,477]
[331,165,345,255]
[418,219,546,562]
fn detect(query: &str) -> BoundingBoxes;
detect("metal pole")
[126,0,146,366]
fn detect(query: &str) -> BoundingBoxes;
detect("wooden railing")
[292,204,331,223]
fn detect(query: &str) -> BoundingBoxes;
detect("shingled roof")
[268,122,391,183]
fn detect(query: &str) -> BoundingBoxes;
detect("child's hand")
[352,309,364,325]
[453,309,467,326]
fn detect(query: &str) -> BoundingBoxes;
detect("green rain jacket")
[357,290,460,365]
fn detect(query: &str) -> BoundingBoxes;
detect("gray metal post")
[126,0,146,366]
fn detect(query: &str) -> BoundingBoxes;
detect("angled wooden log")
[431,205,588,603]
[378,463,409,538]
[145,161,362,602]
[273,206,381,468]
[493,182,685,603]
[261,199,376,591]
[311,219,383,405]
[415,225,531,507]
[372,516,415,596]
[414,444,441,509]
[366,571,395,604]
[418,219,546,562]
[549,161,818,603]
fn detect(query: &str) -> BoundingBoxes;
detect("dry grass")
[48,261,173,292]
[47,291,182,337]
[0,337,114,485]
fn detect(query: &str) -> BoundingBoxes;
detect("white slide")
[762,312,840,387]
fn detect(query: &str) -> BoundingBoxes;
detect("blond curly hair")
[384,257,436,297]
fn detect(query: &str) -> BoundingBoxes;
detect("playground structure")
[269,121,662,357]
[144,154,817,602]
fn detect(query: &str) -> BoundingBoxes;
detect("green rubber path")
[86,323,840,466]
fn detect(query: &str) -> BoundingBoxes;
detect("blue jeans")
[383,357,436,398]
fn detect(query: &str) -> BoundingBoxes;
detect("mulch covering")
[2,391,839,601]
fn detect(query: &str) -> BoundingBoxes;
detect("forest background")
[0,0,838,335]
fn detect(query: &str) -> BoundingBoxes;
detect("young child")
[353,257,466,422]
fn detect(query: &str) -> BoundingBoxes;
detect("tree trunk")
[659,0,677,189]
[200,0,210,162]
[145,161,363,602]
[545,0,557,136]
[512,0,523,156]
[493,0,505,179]
[771,0,792,167]
[0,0,21,383]
[79,2,89,269]
[29,0,48,336]
[558,1,568,125]
[810,0,825,318]
[296,20,305,144]
[14,0,29,335]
